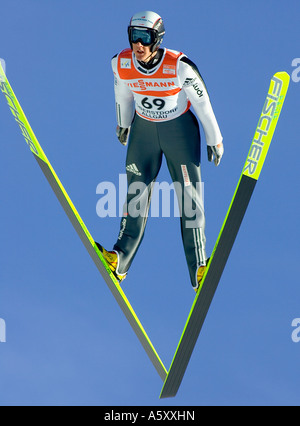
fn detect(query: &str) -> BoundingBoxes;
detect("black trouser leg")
[114,115,162,274]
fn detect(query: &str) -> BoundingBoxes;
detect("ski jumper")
[111,48,223,288]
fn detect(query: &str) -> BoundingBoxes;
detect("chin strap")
[138,49,161,69]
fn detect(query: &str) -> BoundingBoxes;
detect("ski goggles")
[128,27,157,46]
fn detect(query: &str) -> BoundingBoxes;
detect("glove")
[116,126,130,146]
[207,143,224,166]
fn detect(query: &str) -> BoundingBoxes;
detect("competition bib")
[117,48,191,122]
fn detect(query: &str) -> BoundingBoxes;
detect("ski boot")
[96,243,127,283]
[194,258,210,293]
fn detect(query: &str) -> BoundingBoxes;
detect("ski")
[0,62,167,382]
[160,72,290,398]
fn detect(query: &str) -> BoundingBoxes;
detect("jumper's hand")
[207,143,224,166]
[116,126,130,146]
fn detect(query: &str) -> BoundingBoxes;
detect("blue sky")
[0,0,299,406]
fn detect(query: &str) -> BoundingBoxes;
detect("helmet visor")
[129,27,156,46]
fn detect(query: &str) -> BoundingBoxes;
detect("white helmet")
[128,11,165,52]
